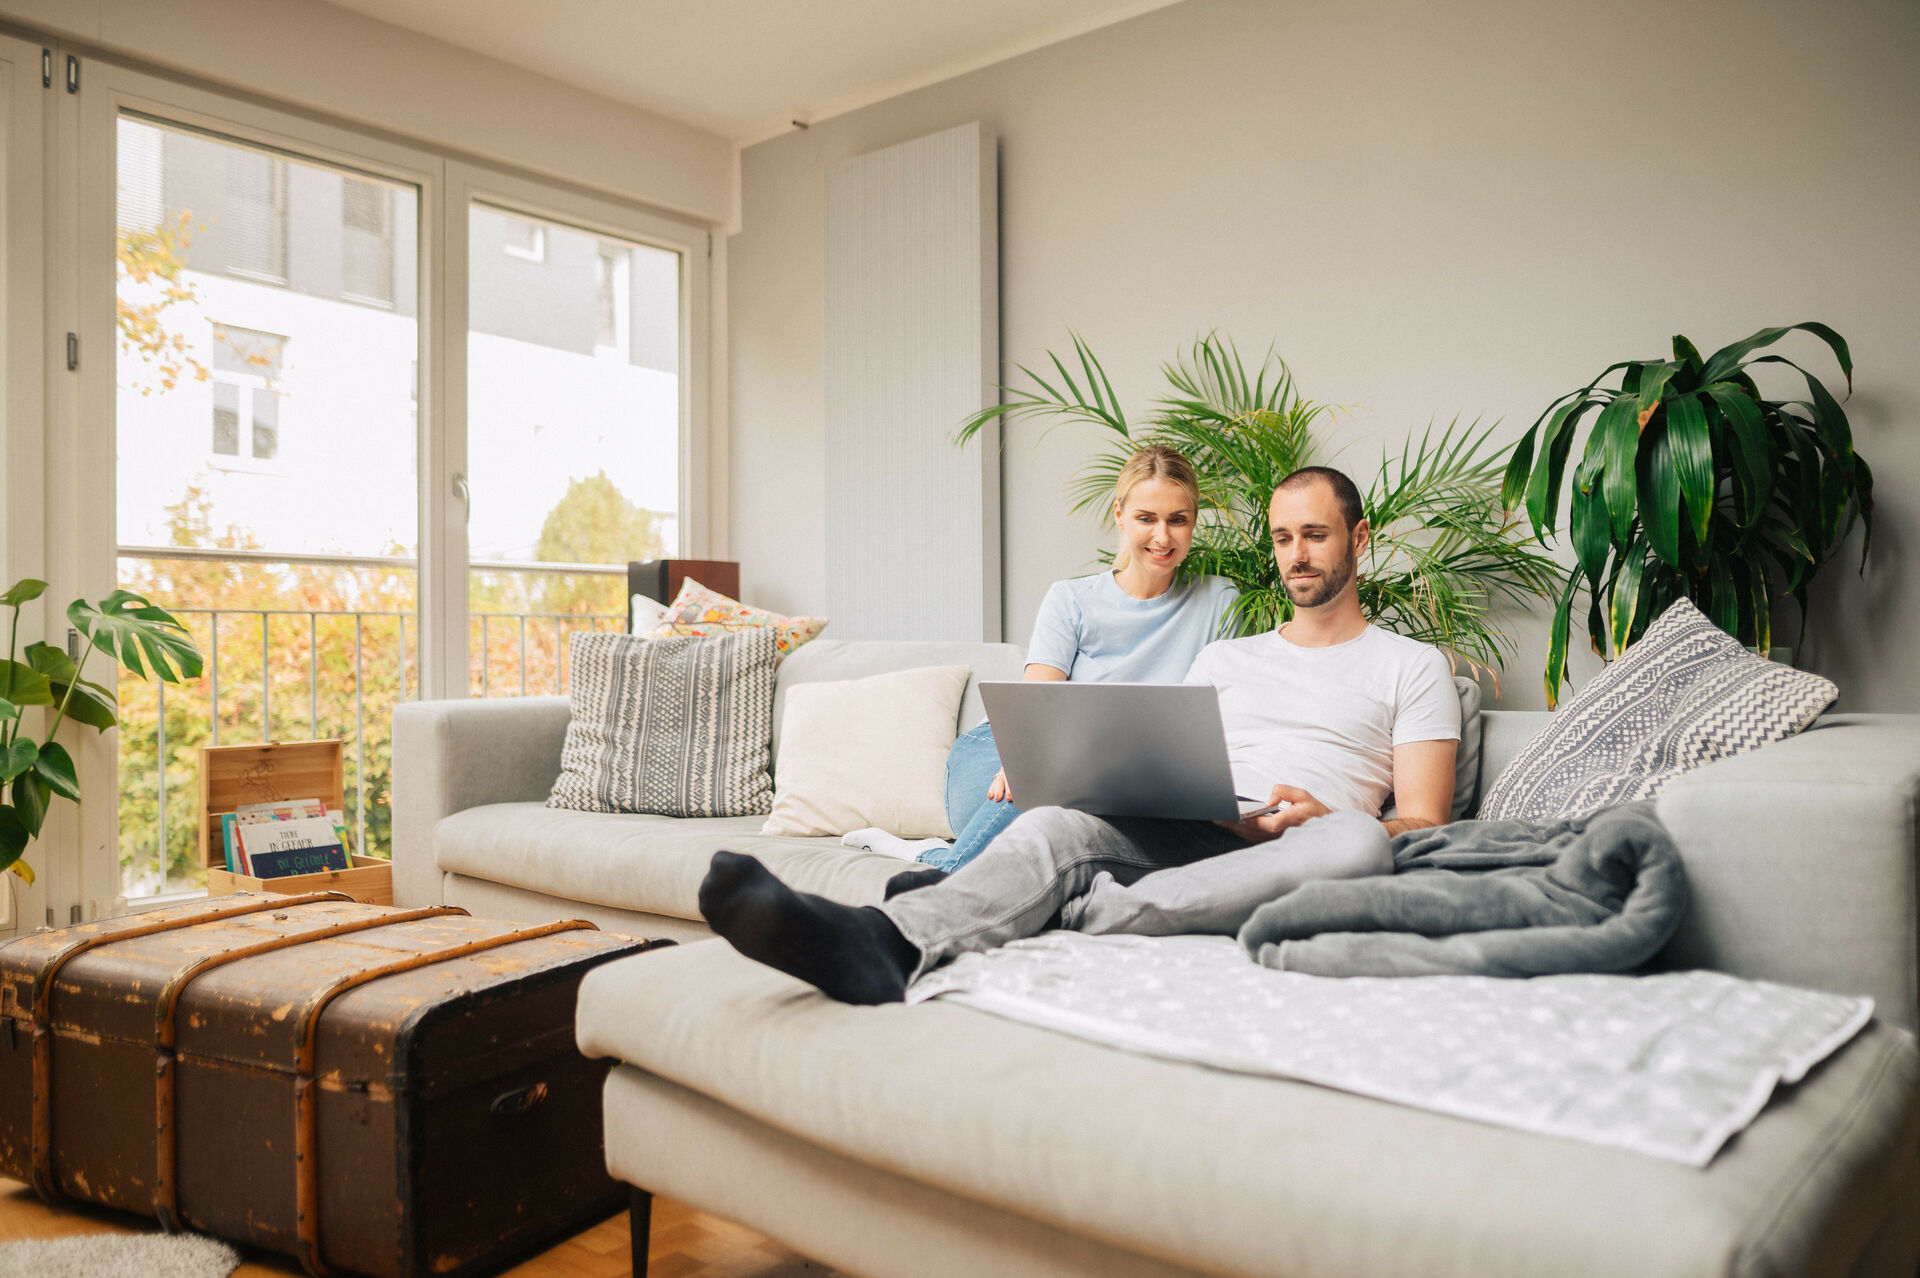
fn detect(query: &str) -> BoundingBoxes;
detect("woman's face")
[1114,477,1197,575]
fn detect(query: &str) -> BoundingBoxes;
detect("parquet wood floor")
[0,1178,842,1277]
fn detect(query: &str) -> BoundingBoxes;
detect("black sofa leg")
[630,1186,653,1276]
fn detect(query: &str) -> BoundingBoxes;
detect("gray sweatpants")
[878,806,1391,978]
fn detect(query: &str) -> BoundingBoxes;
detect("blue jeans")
[924,723,1022,872]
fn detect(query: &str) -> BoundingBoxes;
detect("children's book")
[221,812,239,873]
[234,799,331,875]
[239,813,349,878]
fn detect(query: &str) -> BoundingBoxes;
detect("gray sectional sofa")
[392,639,1920,1278]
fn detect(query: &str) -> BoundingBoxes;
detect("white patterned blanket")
[907,933,1872,1166]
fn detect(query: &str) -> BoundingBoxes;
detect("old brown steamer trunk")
[0,892,661,1277]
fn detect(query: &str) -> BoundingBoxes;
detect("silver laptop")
[978,682,1277,822]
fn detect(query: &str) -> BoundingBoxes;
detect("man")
[698,466,1461,1004]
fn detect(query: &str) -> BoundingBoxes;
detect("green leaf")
[11,773,47,838]
[1636,425,1683,568]
[1855,453,1875,569]
[1544,567,1580,710]
[1748,559,1772,654]
[0,580,47,608]
[1636,361,1683,420]
[1701,322,1852,392]
[0,738,35,783]
[50,680,116,731]
[1819,456,1849,550]
[1708,560,1738,636]
[0,660,52,707]
[68,590,204,684]
[1523,397,1594,538]
[1703,384,1771,524]
[1665,393,1715,546]
[24,640,76,684]
[1610,541,1646,656]
[0,698,16,724]
[1595,397,1642,544]
[1671,334,1704,377]
[1501,422,1539,511]
[1570,478,1610,589]
[32,741,78,802]
[0,804,26,874]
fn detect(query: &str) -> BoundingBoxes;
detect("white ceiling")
[321,0,1188,143]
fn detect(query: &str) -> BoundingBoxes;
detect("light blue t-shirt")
[1026,573,1240,683]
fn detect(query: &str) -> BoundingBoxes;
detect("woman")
[916,444,1238,879]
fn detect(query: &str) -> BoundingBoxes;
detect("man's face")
[1269,481,1366,609]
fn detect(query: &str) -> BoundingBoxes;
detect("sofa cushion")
[434,801,908,920]
[651,577,828,657]
[1477,599,1837,822]
[549,628,779,818]
[579,940,1920,1278]
[764,665,971,838]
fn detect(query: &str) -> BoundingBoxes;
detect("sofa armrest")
[390,696,572,907]
[1654,713,1920,1033]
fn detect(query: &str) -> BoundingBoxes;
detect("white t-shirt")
[1185,625,1461,817]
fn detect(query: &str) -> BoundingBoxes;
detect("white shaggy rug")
[0,1231,240,1278]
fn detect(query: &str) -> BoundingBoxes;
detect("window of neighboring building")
[210,323,286,462]
[594,243,630,358]
[226,147,288,282]
[341,176,395,305]
[501,216,545,262]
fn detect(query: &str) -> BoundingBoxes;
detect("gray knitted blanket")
[1239,801,1687,977]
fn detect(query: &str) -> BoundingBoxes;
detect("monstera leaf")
[69,590,203,684]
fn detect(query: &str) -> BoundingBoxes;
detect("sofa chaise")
[392,640,1920,1278]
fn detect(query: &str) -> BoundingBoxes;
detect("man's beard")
[1282,544,1356,608]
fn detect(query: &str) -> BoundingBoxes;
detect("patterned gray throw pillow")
[547,628,779,818]
[1476,599,1837,822]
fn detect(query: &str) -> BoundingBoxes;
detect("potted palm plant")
[1501,323,1869,706]
[959,334,1560,682]
[0,580,203,883]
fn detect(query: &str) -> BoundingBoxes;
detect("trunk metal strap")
[289,918,597,1276]
[27,892,352,1204]
[149,905,467,1231]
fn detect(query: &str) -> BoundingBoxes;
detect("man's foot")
[699,851,919,1004]
[883,865,950,899]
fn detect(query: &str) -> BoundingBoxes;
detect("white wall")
[0,0,731,224]
[729,0,1920,710]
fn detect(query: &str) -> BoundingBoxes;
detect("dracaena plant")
[1503,323,1868,707]
[0,580,204,884]
[958,334,1560,681]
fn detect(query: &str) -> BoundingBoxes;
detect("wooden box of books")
[0,894,664,1278]
[199,739,392,903]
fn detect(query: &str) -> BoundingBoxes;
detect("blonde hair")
[1110,444,1202,571]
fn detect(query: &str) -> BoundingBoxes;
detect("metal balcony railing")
[118,547,625,898]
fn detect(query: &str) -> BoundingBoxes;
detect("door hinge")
[41,49,51,89]
[66,333,78,371]
[69,904,81,925]
[65,55,79,94]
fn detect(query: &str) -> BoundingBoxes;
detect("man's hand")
[1216,784,1331,845]
[986,768,1010,803]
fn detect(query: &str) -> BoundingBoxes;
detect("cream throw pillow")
[761,665,970,838]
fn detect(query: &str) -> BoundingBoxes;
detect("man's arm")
[1382,739,1456,836]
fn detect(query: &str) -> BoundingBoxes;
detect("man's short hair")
[1273,466,1365,532]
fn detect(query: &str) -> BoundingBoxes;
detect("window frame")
[63,57,713,913]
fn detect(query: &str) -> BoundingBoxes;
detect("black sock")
[883,865,950,899]
[698,851,919,1004]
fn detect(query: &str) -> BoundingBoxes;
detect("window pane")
[467,202,680,696]
[115,114,420,899]
[211,381,239,454]
[251,387,278,459]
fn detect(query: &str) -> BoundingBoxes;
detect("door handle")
[452,472,470,522]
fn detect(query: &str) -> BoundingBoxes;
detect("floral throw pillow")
[650,578,827,658]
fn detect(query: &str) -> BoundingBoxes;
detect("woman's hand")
[987,768,1010,803]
